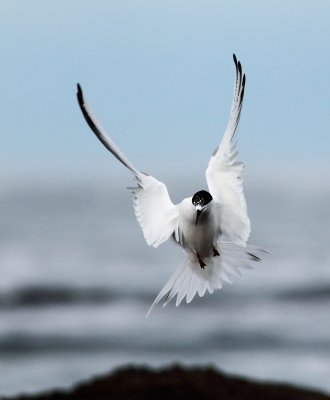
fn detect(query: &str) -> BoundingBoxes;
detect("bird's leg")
[213,246,220,257]
[196,252,206,269]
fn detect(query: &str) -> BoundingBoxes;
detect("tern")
[76,54,266,316]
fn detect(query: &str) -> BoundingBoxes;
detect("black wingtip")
[233,53,237,65]
[247,252,261,262]
[242,74,246,100]
[76,83,84,105]
[237,61,242,75]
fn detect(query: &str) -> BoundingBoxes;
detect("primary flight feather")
[76,54,266,316]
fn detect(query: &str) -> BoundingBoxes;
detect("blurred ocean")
[1,175,330,396]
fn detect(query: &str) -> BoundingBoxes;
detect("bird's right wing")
[205,55,250,247]
[76,84,179,248]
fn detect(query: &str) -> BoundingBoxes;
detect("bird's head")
[192,190,213,225]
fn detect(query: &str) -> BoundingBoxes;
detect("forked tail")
[146,243,268,317]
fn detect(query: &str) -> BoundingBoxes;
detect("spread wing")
[76,84,179,248]
[205,55,250,247]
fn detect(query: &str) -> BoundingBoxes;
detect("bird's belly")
[181,219,218,258]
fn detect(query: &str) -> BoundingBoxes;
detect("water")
[1,176,330,396]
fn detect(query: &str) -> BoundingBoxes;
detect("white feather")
[77,84,179,249]
[132,174,179,248]
[147,243,265,316]
[205,55,250,247]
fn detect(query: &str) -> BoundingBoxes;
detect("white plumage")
[76,54,266,316]
[132,174,179,248]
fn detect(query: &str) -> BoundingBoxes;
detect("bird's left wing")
[77,84,179,248]
[205,55,250,247]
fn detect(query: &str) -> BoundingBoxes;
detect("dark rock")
[7,365,330,400]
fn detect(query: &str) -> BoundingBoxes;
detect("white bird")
[76,54,266,316]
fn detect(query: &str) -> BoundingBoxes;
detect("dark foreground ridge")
[7,365,330,400]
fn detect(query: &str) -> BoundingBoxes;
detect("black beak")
[195,209,203,226]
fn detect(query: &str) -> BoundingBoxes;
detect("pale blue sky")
[1,1,329,183]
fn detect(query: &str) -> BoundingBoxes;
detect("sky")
[0,1,329,185]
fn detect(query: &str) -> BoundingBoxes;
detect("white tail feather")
[146,243,266,317]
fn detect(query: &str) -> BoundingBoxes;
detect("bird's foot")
[196,252,206,269]
[213,246,220,257]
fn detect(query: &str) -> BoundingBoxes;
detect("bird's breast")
[178,204,219,258]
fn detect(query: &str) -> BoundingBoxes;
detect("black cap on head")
[192,190,213,207]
